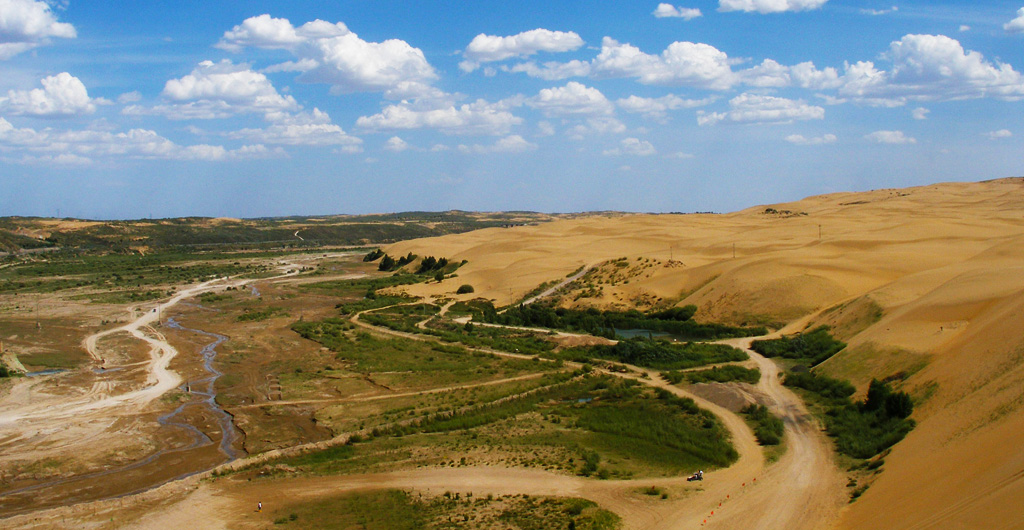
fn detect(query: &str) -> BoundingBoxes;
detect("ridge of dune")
[386,177,1024,529]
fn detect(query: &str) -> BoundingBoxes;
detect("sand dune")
[387,177,1024,529]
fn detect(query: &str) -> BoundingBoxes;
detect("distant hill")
[0,211,568,254]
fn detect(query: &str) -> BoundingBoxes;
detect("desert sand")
[387,177,1024,529]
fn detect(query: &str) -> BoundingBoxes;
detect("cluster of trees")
[750,326,846,366]
[663,365,761,385]
[579,338,748,370]
[0,363,11,378]
[481,303,765,340]
[376,252,417,272]
[785,372,915,459]
[416,256,448,274]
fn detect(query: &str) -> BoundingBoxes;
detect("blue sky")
[1,0,1023,219]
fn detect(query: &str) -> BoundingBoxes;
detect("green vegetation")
[360,305,557,357]
[741,404,784,446]
[0,251,267,295]
[751,326,846,366]
[363,248,384,262]
[663,365,761,385]
[0,363,12,378]
[481,303,766,340]
[274,374,736,478]
[238,306,289,322]
[456,284,475,294]
[569,338,747,370]
[785,373,915,459]
[265,489,620,530]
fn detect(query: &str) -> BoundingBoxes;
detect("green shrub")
[751,326,846,366]
[456,284,475,294]
[785,374,914,459]
[741,404,784,445]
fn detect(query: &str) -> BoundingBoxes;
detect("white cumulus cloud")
[0,0,76,59]
[698,93,824,125]
[653,4,703,19]
[718,0,828,13]
[0,72,105,117]
[217,14,437,95]
[591,37,737,90]
[356,99,523,136]
[985,129,1012,139]
[528,82,614,117]
[460,29,584,72]
[911,107,930,120]
[502,60,592,81]
[126,60,298,120]
[1005,8,1024,33]
[864,130,916,144]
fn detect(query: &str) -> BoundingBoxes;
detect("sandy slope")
[386,178,1024,529]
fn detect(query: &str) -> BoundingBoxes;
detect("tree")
[378,255,396,271]
[456,284,474,294]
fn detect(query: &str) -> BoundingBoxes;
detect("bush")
[456,284,475,294]
[741,404,784,445]
[751,326,846,366]
[785,373,914,459]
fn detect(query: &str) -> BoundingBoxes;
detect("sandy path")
[518,263,594,306]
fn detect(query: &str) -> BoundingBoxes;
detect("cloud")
[653,4,703,19]
[785,133,836,145]
[384,136,410,152]
[460,29,584,71]
[603,137,657,156]
[912,107,929,120]
[0,72,106,117]
[0,117,280,162]
[698,93,824,125]
[840,34,1024,102]
[718,0,828,13]
[617,94,715,120]
[117,91,142,104]
[864,130,916,144]
[959,25,971,33]
[528,82,614,116]
[0,0,76,59]
[860,6,897,15]
[985,129,1012,139]
[356,98,523,135]
[567,117,627,139]
[125,60,299,120]
[217,14,437,95]
[502,60,592,81]
[226,109,362,150]
[1005,8,1024,33]
[457,135,537,153]
[665,151,695,159]
[591,37,737,90]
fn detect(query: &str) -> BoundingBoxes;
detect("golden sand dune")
[387,177,1024,529]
